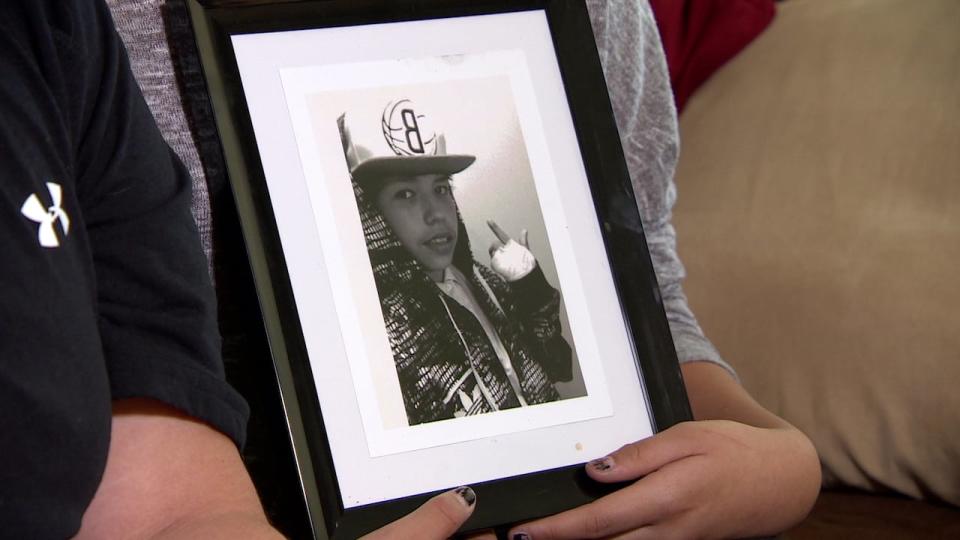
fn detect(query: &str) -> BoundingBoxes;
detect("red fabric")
[649,0,776,113]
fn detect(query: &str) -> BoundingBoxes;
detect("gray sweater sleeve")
[586,0,737,378]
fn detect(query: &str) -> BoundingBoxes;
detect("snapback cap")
[338,99,476,185]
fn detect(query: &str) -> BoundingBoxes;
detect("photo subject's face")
[375,173,459,281]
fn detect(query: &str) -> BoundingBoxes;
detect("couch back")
[673,0,960,507]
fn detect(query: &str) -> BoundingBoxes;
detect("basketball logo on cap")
[382,99,438,157]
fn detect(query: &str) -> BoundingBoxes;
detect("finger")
[487,220,512,244]
[520,229,529,248]
[463,531,497,540]
[363,487,476,540]
[508,472,679,540]
[602,513,699,540]
[586,422,703,483]
[603,524,664,540]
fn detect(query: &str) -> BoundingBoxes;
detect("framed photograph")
[187,0,691,537]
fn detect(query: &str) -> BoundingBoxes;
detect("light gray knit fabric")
[585,0,733,374]
[108,0,732,374]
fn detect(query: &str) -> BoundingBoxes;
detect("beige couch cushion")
[672,0,960,505]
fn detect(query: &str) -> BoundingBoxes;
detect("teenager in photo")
[337,101,574,425]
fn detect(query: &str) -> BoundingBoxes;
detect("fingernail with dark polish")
[589,456,615,471]
[454,486,476,507]
[512,533,531,540]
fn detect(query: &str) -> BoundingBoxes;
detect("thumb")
[362,487,477,540]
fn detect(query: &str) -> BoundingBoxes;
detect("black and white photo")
[334,84,587,426]
[215,7,680,522]
[283,53,615,456]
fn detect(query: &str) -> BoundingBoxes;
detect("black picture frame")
[186,1,692,538]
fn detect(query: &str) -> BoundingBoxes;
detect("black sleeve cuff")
[107,350,250,449]
[509,264,558,314]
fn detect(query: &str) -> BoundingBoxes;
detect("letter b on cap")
[401,108,425,154]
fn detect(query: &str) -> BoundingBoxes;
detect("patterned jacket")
[354,181,572,425]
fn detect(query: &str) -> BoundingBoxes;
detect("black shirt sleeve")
[75,0,250,448]
[0,1,248,537]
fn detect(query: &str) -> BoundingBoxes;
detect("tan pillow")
[672,0,960,506]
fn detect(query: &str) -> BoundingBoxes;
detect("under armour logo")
[21,182,71,248]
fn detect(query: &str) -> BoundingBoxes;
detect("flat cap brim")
[351,154,476,184]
